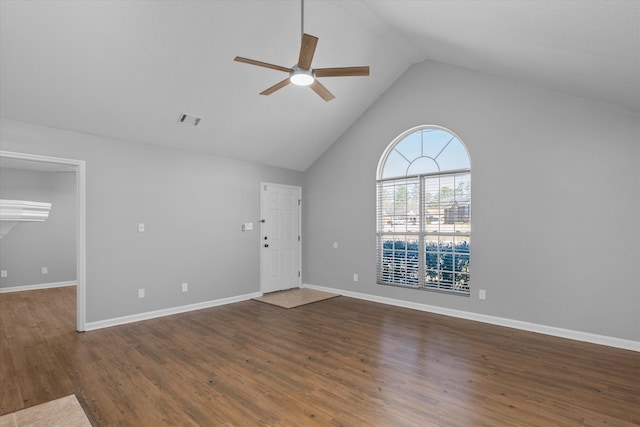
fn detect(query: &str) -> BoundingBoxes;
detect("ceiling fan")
[234,0,370,102]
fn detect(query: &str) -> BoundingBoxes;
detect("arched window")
[376,126,471,294]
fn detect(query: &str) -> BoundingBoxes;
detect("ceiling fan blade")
[260,78,291,96]
[314,66,370,78]
[309,80,335,102]
[297,33,318,70]
[234,56,291,73]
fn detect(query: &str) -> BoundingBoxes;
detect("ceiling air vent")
[177,113,201,126]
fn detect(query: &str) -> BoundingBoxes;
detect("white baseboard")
[84,291,262,331]
[0,281,76,293]
[302,283,640,353]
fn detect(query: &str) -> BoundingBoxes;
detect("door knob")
[264,243,269,248]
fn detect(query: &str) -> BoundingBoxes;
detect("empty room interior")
[1,0,639,426]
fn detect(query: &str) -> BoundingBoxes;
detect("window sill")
[377,281,470,296]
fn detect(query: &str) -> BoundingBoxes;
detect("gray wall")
[303,60,640,342]
[0,168,77,288]
[1,118,303,322]
[2,60,638,342]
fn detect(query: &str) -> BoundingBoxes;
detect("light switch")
[242,222,254,232]
[138,223,145,232]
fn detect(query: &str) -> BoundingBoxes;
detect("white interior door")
[260,183,301,294]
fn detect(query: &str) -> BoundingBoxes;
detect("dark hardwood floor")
[1,286,638,426]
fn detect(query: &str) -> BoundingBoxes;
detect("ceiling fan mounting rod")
[300,0,304,41]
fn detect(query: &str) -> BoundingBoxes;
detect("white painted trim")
[0,150,87,331]
[76,158,86,332]
[0,281,76,293]
[302,283,640,353]
[84,291,262,331]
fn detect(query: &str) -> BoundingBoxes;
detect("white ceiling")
[1,0,638,171]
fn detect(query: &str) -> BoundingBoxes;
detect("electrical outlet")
[182,282,188,293]
[138,288,145,299]
[1,270,7,278]
[41,266,48,274]
[479,289,486,300]
[353,273,359,282]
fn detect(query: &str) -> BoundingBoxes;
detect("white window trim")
[376,125,471,295]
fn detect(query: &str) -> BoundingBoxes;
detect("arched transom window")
[376,126,471,294]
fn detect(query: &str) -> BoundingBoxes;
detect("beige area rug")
[253,287,340,308]
[0,395,91,427]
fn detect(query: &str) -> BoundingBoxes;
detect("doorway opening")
[0,150,86,331]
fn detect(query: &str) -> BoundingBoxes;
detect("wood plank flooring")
[1,286,638,426]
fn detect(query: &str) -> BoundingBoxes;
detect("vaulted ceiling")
[1,1,638,171]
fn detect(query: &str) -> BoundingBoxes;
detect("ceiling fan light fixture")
[234,0,369,101]
[289,67,314,86]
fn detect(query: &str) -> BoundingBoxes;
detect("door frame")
[0,150,87,331]
[259,182,302,294]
